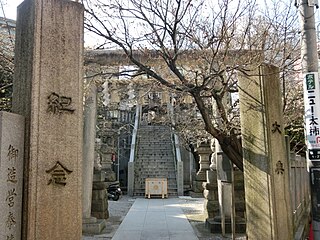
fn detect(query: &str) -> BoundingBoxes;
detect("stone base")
[92,189,107,200]
[189,191,204,198]
[91,174,109,222]
[83,217,97,224]
[92,210,109,220]
[203,199,219,219]
[196,171,207,182]
[82,219,107,234]
[192,180,205,193]
[91,198,108,212]
[93,170,106,182]
[206,216,246,234]
[92,182,108,190]
[103,168,116,182]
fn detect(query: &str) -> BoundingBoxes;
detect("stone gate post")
[12,0,84,239]
[238,64,293,239]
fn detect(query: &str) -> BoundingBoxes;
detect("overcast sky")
[4,0,320,21]
[0,0,23,20]
[3,0,320,48]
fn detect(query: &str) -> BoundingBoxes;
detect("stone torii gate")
[86,50,295,239]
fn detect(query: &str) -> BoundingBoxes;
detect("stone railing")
[127,104,140,196]
[171,131,183,196]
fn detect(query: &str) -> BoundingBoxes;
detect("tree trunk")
[218,137,243,171]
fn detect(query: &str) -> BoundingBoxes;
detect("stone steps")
[133,125,178,196]
[135,161,175,165]
[137,154,173,157]
[136,154,173,158]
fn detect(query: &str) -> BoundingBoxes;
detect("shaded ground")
[178,197,245,240]
[82,195,135,240]
[82,195,246,240]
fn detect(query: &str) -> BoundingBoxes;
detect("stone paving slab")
[82,196,246,240]
[112,198,199,240]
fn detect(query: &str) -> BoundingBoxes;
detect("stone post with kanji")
[12,1,84,239]
[0,112,24,240]
[238,64,293,239]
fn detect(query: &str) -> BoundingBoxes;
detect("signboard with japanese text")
[303,72,320,160]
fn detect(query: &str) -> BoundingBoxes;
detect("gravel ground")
[108,194,135,217]
[82,195,246,240]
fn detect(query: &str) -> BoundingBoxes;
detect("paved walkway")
[112,198,199,240]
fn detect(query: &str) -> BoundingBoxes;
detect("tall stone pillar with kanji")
[238,64,293,239]
[12,0,84,239]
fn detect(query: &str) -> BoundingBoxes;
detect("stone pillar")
[127,162,135,196]
[238,64,293,239]
[0,112,24,240]
[203,139,218,219]
[100,128,117,182]
[203,170,219,219]
[90,139,109,222]
[12,1,84,239]
[91,171,109,220]
[216,141,232,220]
[82,82,106,233]
[83,82,97,220]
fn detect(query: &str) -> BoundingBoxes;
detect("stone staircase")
[133,125,177,196]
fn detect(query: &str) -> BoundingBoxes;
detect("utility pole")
[296,0,320,238]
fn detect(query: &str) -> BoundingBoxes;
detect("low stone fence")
[289,152,311,239]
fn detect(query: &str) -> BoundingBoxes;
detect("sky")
[0,0,99,47]
[3,0,320,23]
[3,0,320,19]
[3,0,320,47]
[0,0,23,20]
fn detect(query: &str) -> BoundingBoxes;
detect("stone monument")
[0,112,24,240]
[12,0,84,239]
[238,64,293,239]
